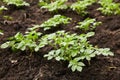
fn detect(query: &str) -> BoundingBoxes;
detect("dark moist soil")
[0,0,120,80]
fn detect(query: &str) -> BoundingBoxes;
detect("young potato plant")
[1,27,42,53]
[98,0,120,15]
[3,0,30,7]
[76,18,101,31]
[39,0,68,12]
[40,15,71,31]
[71,0,96,16]
[0,24,51,54]
[0,6,7,14]
[43,31,114,72]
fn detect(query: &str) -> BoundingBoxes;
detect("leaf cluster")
[40,15,71,30]
[1,27,42,52]
[0,0,115,73]
[98,0,120,15]
[3,0,30,7]
[71,0,96,16]
[1,28,114,72]
[76,18,101,31]
[44,31,113,72]
[39,0,68,12]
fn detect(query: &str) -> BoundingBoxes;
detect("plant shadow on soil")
[0,0,120,80]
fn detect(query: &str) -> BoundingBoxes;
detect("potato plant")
[40,15,71,30]
[1,26,42,52]
[1,28,114,72]
[98,0,120,15]
[3,0,30,7]
[43,31,114,72]
[0,0,115,73]
[71,0,96,16]
[39,0,68,12]
[76,18,101,31]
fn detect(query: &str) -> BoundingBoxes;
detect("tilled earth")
[0,0,120,80]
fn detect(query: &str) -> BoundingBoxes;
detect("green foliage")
[0,0,114,73]
[71,0,96,16]
[43,31,114,72]
[76,18,101,31]
[98,0,120,15]
[1,29,114,72]
[0,6,7,14]
[3,15,13,20]
[39,0,68,12]
[3,0,30,7]
[1,27,42,52]
[0,30,3,35]
[40,15,71,30]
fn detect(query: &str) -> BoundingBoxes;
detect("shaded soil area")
[0,0,120,80]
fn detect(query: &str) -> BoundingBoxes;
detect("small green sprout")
[3,0,30,7]
[71,0,96,16]
[40,15,71,30]
[39,0,68,12]
[76,18,101,31]
[98,0,120,15]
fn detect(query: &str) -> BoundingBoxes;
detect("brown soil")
[0,0,120,80]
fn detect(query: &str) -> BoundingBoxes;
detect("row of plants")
[1,13,114,72]
[39,0,120,16]
[0,0,120,31]
[1,27,114,72]
[3,0,29,7]
[0,0,120,16]
[0,0,118,72]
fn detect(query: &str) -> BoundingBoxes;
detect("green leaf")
[21,46,26,51]
[78,62,85,66]
[35,46,39,52]
[55,56,61,61]
[55,49,61,55]
[16,41,24,49]
[1,42,10,48]
[77,66,83,72]
[86,32,95,37]
[71,65,77,72]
